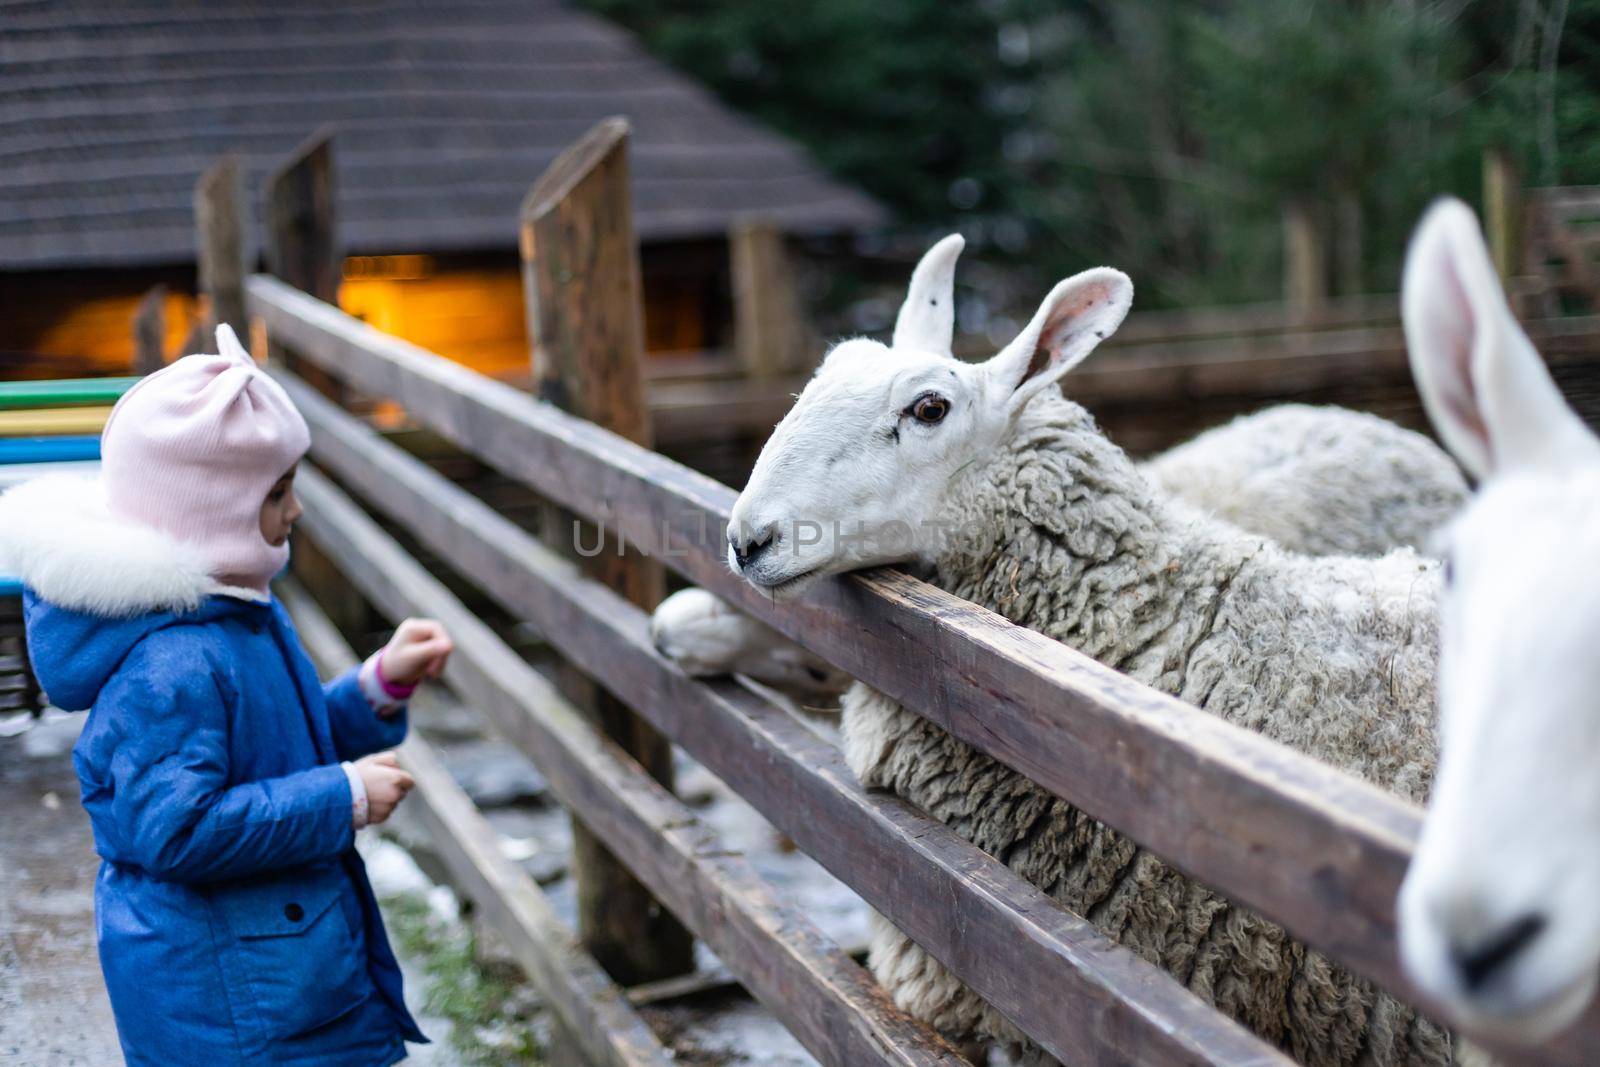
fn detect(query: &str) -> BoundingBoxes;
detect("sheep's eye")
[909,393,949,424]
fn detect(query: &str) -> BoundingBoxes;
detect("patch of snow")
[426,884,460,925]
[362,836,434,897]
[22,710,84,759]
[0,711,35,737]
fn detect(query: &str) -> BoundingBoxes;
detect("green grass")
[382,891,545,1065]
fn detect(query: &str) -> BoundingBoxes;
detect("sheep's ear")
[892,234,965,353]
[1403,198,1594,479]
[987,268,1132,415]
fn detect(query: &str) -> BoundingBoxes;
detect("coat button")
[284,902,305,922]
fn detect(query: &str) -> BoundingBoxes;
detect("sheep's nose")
[729,522,777,571]
[1452,913,1547,992]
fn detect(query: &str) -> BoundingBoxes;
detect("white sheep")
[709,236,1451,1065]
[1143,403,1467,557]
[655,244,1466,708]
[1397,200,1600,1041]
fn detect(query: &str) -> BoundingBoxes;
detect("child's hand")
[355,752,415,824]
[382,618,454,688]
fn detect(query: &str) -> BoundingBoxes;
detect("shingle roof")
[0,0,887,270]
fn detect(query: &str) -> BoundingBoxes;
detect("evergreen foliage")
[587,0,1600,306]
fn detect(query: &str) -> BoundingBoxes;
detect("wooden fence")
[1062,303,1600,453]
[219,121,1600,1065]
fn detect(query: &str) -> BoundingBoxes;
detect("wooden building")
[0,1,885,380]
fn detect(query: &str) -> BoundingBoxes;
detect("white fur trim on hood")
[0,474,266,617]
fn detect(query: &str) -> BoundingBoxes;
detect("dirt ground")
[0,712,121,1066]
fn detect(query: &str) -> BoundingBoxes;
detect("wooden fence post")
[195,154,248,343]
[520,117,694,984]
[132,286,167,375]
[1333,191,1363,297]
[264,129,339,305]
[263,130,344,398]
[1484,146,1522,284]
[1283,199,1327,325]
[260,130,367,636]
[730,218,811,378]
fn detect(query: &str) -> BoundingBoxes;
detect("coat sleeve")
[323,662,409,761]
[101,637,354,884]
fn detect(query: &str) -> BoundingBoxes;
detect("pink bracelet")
[375,648,418,700]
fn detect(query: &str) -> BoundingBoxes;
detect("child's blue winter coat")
[1,474,427,1066]
[28,590,425,1066]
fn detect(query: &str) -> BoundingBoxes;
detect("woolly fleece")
[842,392,1451,1066]
[1145,404,1468,557]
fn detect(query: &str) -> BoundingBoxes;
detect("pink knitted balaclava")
[100,325,310,594]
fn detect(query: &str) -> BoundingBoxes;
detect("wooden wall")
[1,240,729,381]
[0,270,198,377]
[339,243,728,382]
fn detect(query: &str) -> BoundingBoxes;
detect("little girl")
[0,327,451,1066]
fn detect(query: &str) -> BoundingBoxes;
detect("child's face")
[260,465,303,547]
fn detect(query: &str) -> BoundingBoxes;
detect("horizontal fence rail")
[278,370,1291,1067]
[290,465,966,1067]
[250,274,1600,1062]
[1069,315,1600,406]
[279,582,674,1067]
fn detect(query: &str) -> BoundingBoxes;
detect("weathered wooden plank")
[1282,199,1326,324]
[519,116,690,985]
[263,128,338,305]
[522,116,653,449]
[260,126,341,406]
[648,375,806,444]
[731,218,811,378]
[1072,317,1600,404]
[278,369,1295,1067]
[176,317,206,361]
[397,739,658,1067]
[249,277,1600,1062]
[644,350,741,381]
[279,581,673,1067]
[1102,294,1401,347]
[194,154,248,340]
[290,465,965,1067]
[1076,317,1600,452]
[132,285,166,374]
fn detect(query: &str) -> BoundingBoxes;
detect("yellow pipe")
[0,405,113,436]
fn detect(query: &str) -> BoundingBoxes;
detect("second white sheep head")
[1399,197,1600,1041]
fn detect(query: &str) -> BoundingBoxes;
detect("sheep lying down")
[1143,403,1466,558]
[660,235,1459,1066]
[653,401,1466,709]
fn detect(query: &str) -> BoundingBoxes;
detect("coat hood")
[21,596,190,711]
[0,473,269,710]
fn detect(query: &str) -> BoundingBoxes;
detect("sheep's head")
[1398,198,1600,1040]
[726,235,1131,599]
